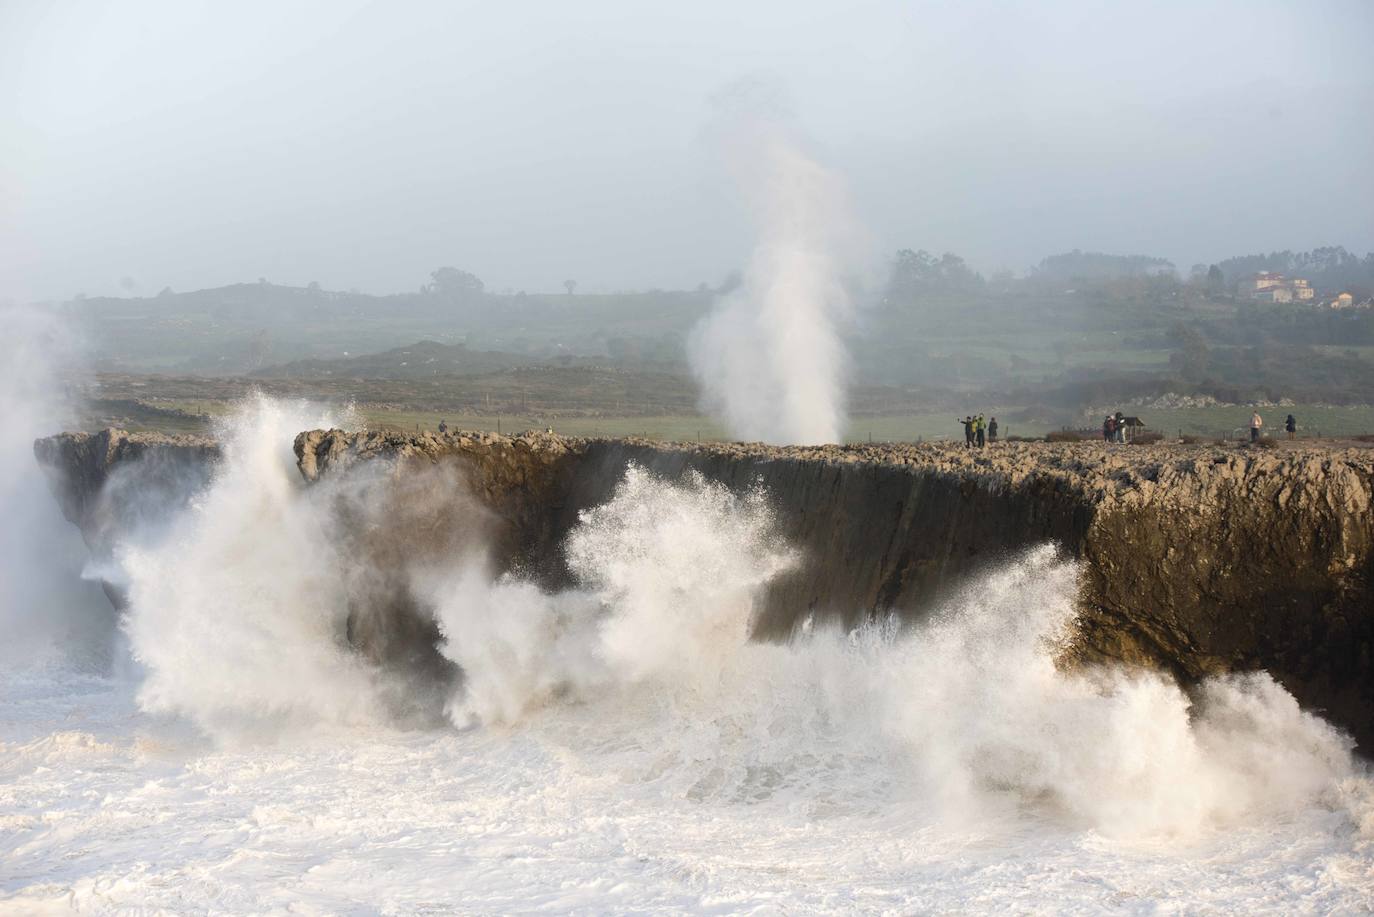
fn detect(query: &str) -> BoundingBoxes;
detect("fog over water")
[2,0,1372,301]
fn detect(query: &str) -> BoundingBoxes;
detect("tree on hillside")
[1034,250,1175,281]
[425,267,485,298]
[1206,265,1224,295]
[1188,264,1226,296]
[1168,321,1210,382]
[564,279,577,296]
[887,249,982,300]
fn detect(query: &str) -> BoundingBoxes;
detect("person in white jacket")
[1250,411,1263,443]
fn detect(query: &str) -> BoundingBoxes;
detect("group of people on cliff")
[1102,412,1128,443]
[958,414,997,448]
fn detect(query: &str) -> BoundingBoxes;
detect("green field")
[1116,405,1374,440]
[79,390,1374,445]
[359,406,1374,444]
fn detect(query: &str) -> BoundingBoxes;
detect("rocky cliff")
[33,429,220,609]
[35,428,1374,750]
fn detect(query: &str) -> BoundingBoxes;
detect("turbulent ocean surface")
[3,400,1374,914]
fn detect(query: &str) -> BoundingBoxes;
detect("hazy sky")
[3,0,1372,301]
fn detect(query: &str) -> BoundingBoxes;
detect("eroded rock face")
[1078,451,1374,744]
[33,429,221,609]
[34,428,1374,750]
[294,428,583,581]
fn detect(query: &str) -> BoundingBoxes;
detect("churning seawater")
[3,398,1373,914]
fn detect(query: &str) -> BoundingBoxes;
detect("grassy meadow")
[93,398,1373,445]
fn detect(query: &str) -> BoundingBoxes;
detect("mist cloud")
[689,86,865,444]
[1,0,1370,301]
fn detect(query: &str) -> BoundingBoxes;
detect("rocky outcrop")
[34,429,220,536]
[290,430,1374,749]
[34,427,1374,750]
[1076,450,1374,743]
[295,428,581,577]
[33,429,220,609]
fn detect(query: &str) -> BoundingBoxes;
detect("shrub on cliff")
[1046,430,1084,443]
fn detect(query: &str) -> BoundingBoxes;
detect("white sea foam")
[427,467,794,725]
[119,395,390,740]
[3,397,1372,912]
[431,473,1368,842]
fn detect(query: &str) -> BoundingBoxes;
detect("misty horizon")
[29,241,1374,303]
[3,0,1372,303]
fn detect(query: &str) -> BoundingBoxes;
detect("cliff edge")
[34,427,1374,750]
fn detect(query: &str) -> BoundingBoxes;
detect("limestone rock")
[34,427,1374,750]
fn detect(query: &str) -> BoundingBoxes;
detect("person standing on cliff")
[959,416,974,447]
[975,414,986,448]
[1250,411,1263,443]
[988,417,998,443]
[438,419,448,434]
[1104,415,1115,442]
[1285,413,1296,440]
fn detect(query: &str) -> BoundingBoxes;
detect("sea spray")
[0,304,111,668]
[432,492,1367,839]
[119,396,392,740]
[427,466,795,725]
[103,396,1369,841]
[689,92,865,445]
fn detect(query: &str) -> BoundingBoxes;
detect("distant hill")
[1034,250,1176,280]
[1214,247,1374,297]
[253,340,605,380]
[64,281,707,374]
[56,245,1374,407]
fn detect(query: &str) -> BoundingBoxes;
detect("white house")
[1250,272,1315,302]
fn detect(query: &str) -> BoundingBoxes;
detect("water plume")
[426,466,794,726]
[689,88,864,445]
[119,396,392,740]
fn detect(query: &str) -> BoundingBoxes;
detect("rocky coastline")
[35,427,1374,750]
